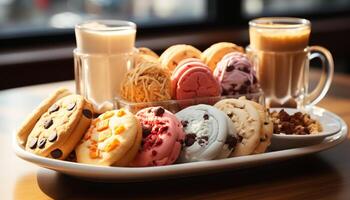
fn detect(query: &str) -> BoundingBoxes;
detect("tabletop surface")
[1,70,350,200]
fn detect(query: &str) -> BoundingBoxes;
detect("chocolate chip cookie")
[25,94,93,160]
[16,87,71,146]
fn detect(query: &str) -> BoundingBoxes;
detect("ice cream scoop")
[175,104,238,162]
[214,52,260,95]
[171,59,220,100]
[130,106,185,166]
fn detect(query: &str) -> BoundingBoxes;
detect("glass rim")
[73,48,138,56]
[246,45,309,53]
[75,20,136,32]
[249,17,310,29]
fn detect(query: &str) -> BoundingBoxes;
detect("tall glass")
[248,17,333,108]
[74,20,136,113]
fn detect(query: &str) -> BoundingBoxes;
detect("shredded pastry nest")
[120,62,171,102]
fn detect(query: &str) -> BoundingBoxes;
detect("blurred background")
[1,0,350,89]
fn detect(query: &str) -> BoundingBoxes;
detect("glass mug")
[247,17,334,108]
[74,50,134,112]
[74,20,136,113]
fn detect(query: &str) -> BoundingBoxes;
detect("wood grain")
[0,71,349,200]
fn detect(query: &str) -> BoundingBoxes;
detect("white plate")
[270,107,342,150]
[13,107,347,182]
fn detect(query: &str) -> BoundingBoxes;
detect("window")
[242,0,350,18]
[0,0,208,38]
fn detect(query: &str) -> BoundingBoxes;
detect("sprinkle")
[117,109,126,117]
[102,111,114,120]
[104,138,120,152]
[89,149,100,159]
[91,140,98,145]
[98,129,112,142]
[114,125,125,135]
[97,120,109,131]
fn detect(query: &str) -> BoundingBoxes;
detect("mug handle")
[306,46,334,107]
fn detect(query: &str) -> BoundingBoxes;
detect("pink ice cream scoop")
[171,58,220,100]
[214,52,259,95]
[130,106,185,167]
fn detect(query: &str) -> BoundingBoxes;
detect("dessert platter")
[13,19,347,182]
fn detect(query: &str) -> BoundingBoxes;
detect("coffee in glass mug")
[248,17,334,108]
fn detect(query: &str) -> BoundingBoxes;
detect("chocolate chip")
[184,133,196,147]
[67,102,76,111]
[179,139,184,145]
[198,139,206,146]
[278,109,290,122]
[48,131,58,142]
[159,126,169,133]
[273,123,280,134]
[198,136,209,146]
[225,135,238,150]
[66,151,76,162]
[28,138,38,149]
[238,85,248,94]
[238,135,243,142]
[264,122,269,125]
[253,76,258,84]
[304,127,310,134]
[227,112,233,118]
[203,114,209,120]
[38,138,47,149]
[93,113,100,119]
[50,149,63,159]
[200,136,209,141]
[181,120,188,128]
[155,138,163,146]
[242,67,250,73]
[82,109,93,119]
[154,107,165,117]
[152,150,157,156]
[226,65,234,72]
[43,118,53,129]
[142,125,152,137]
[281,121,294,135]
[48,104,59,114]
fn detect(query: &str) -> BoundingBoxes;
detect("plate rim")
[12,106,348,181]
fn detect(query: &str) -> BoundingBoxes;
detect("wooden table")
[1,71,350,200]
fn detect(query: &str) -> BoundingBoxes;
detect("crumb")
[270,109,322,135]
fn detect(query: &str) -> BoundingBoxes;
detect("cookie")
[171,58,220,100]
[175,104,238,162]
[135,47,160,68]
[76,109,142,166]
[202,42,244,71]
[16,88,71,146]
[160,44,202,71]
[214,99,261,156]
[241,99,273,154]
[138,47,159,59]
[25,94,93,160]
[130,107,185,166]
